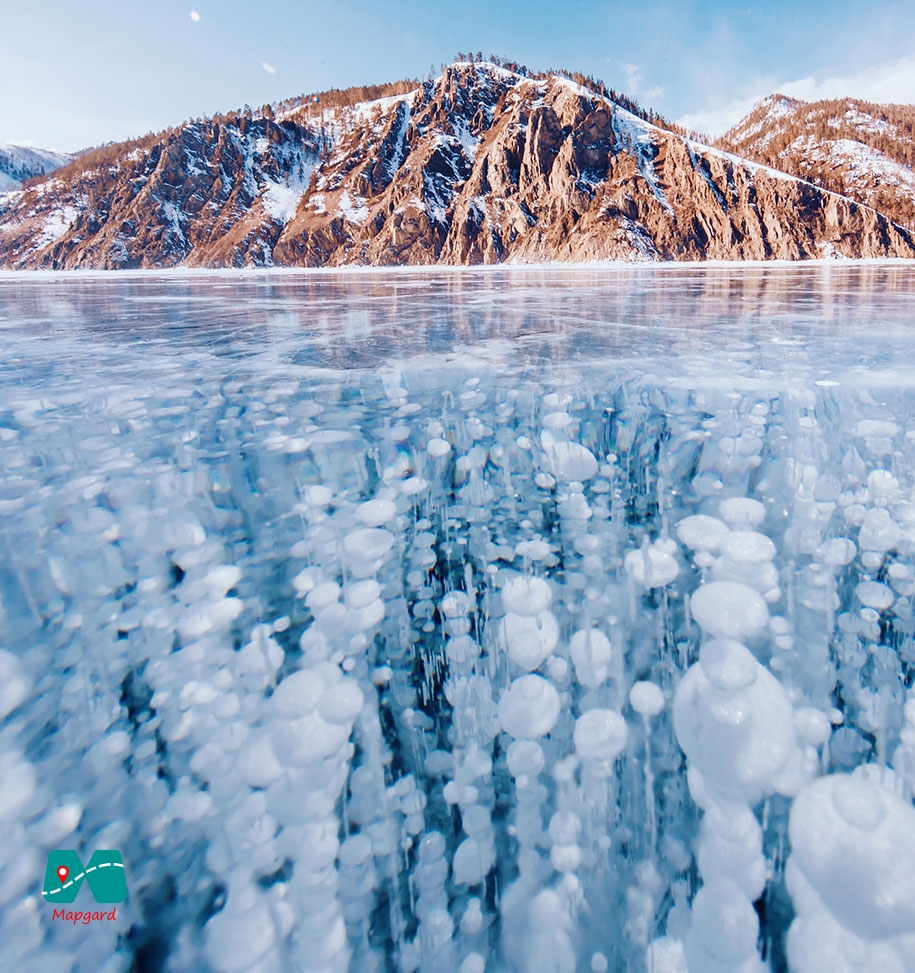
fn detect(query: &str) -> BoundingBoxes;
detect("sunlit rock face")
[2,267,915,971]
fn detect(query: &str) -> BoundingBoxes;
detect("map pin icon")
[57,866,69,883]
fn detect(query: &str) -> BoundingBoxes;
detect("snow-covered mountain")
[1,63,914,269]
[718,95,915,229]
[0,143,73,192]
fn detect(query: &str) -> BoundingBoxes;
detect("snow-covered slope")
[0,143,73,192]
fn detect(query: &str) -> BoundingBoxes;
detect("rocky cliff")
[2,63,914,268]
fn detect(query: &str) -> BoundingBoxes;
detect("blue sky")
[4,0,915,152]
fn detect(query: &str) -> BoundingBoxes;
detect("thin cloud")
[189,10,200,22]
[678,54,915,138]
[618,63,663,105]
[261,61,277,75]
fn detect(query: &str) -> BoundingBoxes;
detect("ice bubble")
[719,497,766,528]
[345,579,382,609]
[549,810,582,845]
[237,731,285,788]
[205,895,277,972]
[689,582,768,639]
[461,898,485,936]
[544,441,599,482]
[499,611,560,671]
[720,531,776,564]
[515,538,552,561]
[697,804,766,900]
[453,837,496,885]
[427,438,452,457]
[271,710,351,765]
[674,641,796,804]
[570,628,613,688]
[856,581,894,610]
[460,954,486,973]
[624,545,680,588]
[686,879,760,968]
[573,709,628,762]
[401,476,428,495]
[854,419,898,438]
[446,635,480,665]
[543,392,573,409]
[498,676,561,739]
[535,472,556,489]
[630,681,665,718]
[590,953,610,973]
[502,576,552,615]
[645,938,687,973]
[794,708,833,747]
[177,597,244,640]
[462,804,492,838]
[356,498,397,526]
[676,515,730,551]
[0,650,30,720]
[867,469,899,496]
[788,770,915,940]
[318,680,364,724]
[543,411,572,429]
[306,581,341,612]
[858,508,901,553]
[292,566,318,596]
[204,564,242,593]
[506,740,545,778]
[342,528,395,576]
[305,484,333,506]
[818,537,856,567]
[698,639,758,691]
[271,670,325,716]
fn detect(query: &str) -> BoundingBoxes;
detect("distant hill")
[0,144,73,192]
[1,63,913,268]
[717,95,915,229]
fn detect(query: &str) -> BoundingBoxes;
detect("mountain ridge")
[1,63,913,268]
[717,94,915,229]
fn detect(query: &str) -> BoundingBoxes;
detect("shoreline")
[1,256,915,281]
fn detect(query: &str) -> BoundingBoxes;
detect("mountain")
[1,63,914,269]
[0,144,73,192]
[718,94,915,229]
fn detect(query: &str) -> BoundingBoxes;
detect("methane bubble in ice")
[624,544,680,588]
[544,441,599,481]
[570,628,613,688]
[674,639,797,804]
[676,514,730,551]
[498,675,561,738]
[788,770,915,941]
[719,497,766,528]
[689,582,769,639]
[573,709,628,761]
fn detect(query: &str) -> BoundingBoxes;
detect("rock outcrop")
[2,64,914,268]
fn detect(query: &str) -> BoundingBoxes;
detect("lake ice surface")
[2,264,915,972]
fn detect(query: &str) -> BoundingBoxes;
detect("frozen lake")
[2,264,915,972]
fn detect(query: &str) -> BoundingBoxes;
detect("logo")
[43,850,127,919]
